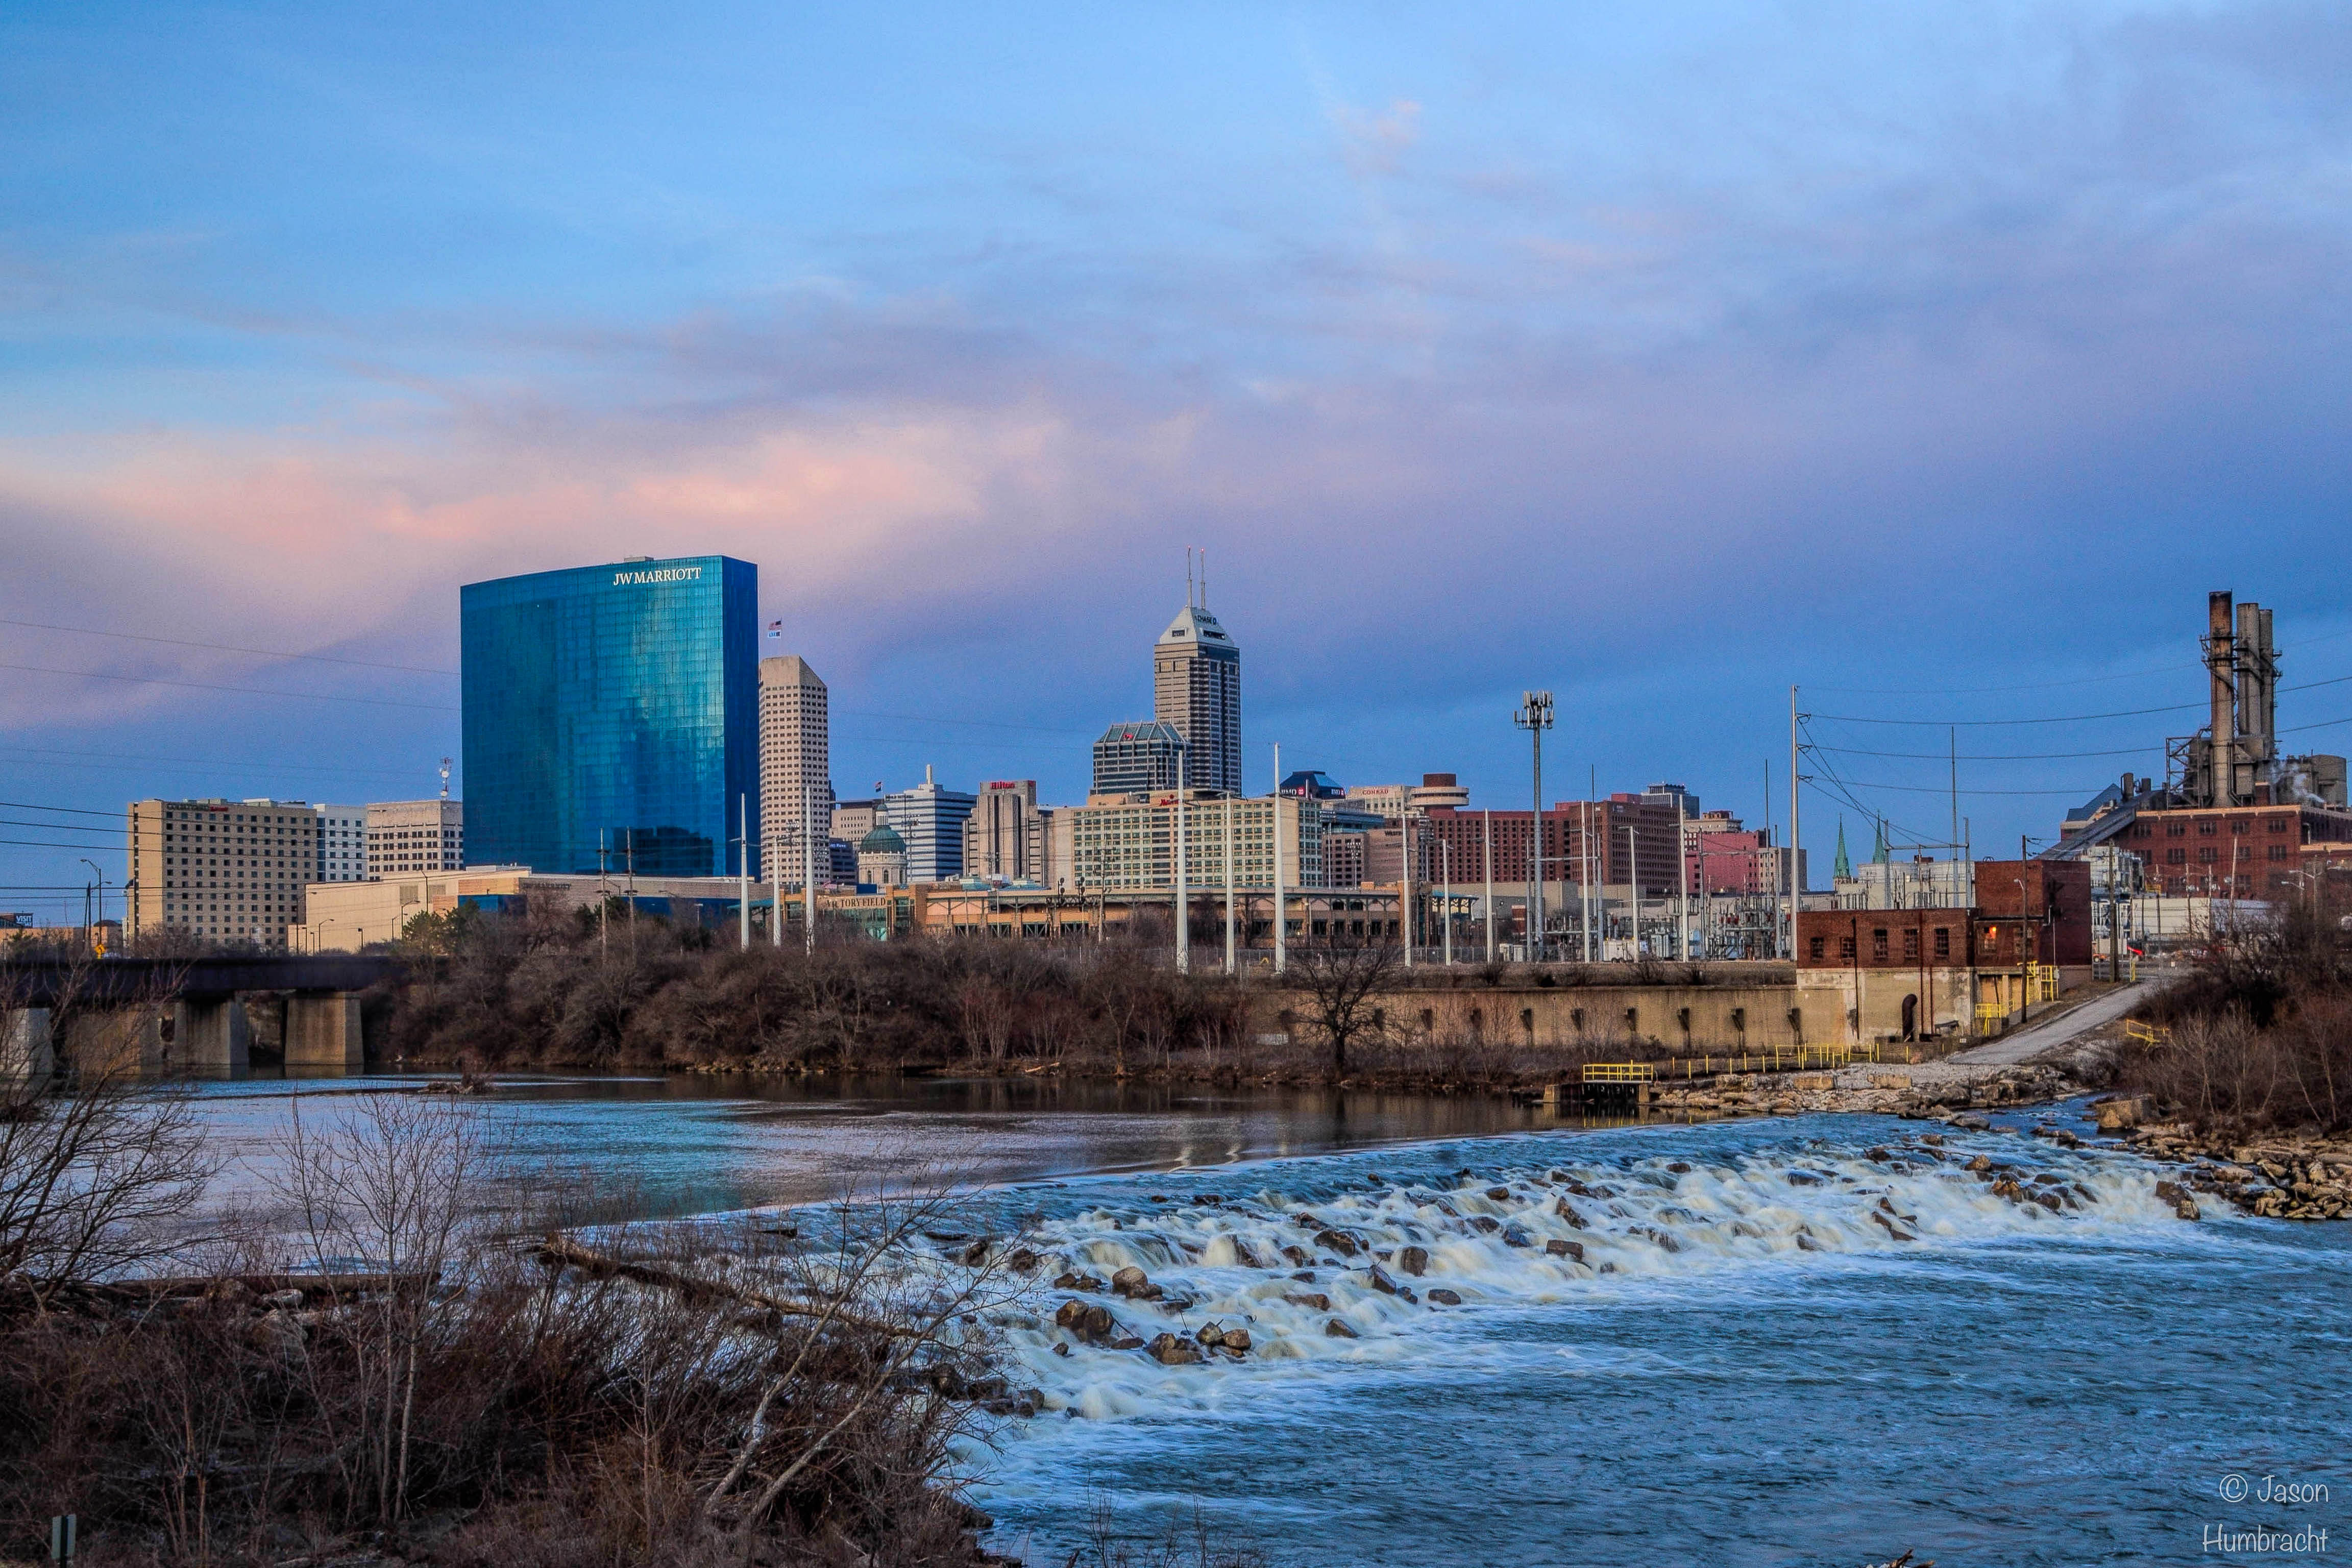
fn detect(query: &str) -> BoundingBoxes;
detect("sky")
[5,0,2352,920]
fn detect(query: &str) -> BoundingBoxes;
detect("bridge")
[3,955,405,1076]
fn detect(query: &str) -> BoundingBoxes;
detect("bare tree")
[0,972,212,1311]
[267,1091,496,1525]
[1289,934,1400,1075]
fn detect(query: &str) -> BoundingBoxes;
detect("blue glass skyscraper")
[461,556,760,877]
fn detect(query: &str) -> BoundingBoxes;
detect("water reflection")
[185,1071,1633,1222]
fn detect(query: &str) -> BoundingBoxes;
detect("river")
[186,1071,2349,1565]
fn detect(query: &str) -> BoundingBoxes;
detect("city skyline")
[11,4,2352,917]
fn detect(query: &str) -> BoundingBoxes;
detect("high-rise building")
[963,779,1067,884]
[365,799,465,878]
[126,797,320,948]
[1091,720,1184,796]
[1153,593,1241,796]
[460,555,759,877]
[315,804,366,883]
[759,654,832,881]
[881,766,977,884]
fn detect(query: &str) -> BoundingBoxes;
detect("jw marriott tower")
[1153,585,1242,795]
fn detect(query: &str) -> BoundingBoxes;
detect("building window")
[2269,816,2292,834]
[2198,819,2217,836]
[1871,928,1889,962]
[1933,927,1950,960]
[1902,928,1919,961]
[1808,936,1825,961]
[2198,846,2217,863]
[2168,848,2187,865]
[2167,823,2186,837]
[1839,935,1855,960]
[2268,844,2288,862]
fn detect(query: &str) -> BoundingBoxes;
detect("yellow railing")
[2123,1019,2169,1047]
[1584,1041,1885,1085]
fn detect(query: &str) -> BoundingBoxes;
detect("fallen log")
[529,1237,926,1339]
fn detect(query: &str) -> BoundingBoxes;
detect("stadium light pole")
[1514,692,1554,962]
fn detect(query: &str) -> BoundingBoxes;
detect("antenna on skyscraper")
[1200,548,1208,609]
[438,756,452,800]
[1185,546,1195,608]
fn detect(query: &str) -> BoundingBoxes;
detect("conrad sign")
[611,565,704,585]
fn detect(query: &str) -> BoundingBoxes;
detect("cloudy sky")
[6,1,2352,917]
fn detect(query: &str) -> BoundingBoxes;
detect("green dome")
[858,824,906,853]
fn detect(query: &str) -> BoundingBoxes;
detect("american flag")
[766,619,782,637]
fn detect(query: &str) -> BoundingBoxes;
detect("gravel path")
[1945,977,2160,1067]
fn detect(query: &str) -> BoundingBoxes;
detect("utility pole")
[770,821,783,949]
[1401,807,1414,969]
[1675,792,1688,961]
[1787,686,1801,961]
[803,776,817,956]
[598,830,609,959]
[1174,745,1189,974]
[1625,825,1637,957]
[1271,743,1287,975]
[739,794,751,950]
[1482,809,1495,963]
[1441,837,1453,966]
[1515,691,1553,963]
[1223,794,1236,974]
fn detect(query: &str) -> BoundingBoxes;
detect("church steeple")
[1833,817,1853,881]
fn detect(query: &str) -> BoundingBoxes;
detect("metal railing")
[2123,1019,2169,1047]
[1581,1041,1894,1085]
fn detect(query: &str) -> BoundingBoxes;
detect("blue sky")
[5,1,2352,918]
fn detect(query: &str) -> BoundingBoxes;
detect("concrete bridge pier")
[3,1008,55,1085]
[63,1008,165,1075]
[284,993,364,1073]
[173,997,250,1073]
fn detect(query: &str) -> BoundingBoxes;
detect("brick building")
[1794,859,2093,1043]
[2116,802,2352,898]
[1410,795,1686,893]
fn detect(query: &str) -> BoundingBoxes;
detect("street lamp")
[79,857,103,953]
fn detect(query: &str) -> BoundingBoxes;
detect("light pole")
[79,858,102,953]
[1173,742,1189,974]
[1515,691,1553,963]
[1271,743,1287,976]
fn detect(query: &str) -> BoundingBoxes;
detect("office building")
[460,555,759,876]
[1069,792,1323,891]
[1092,720,1184,796]
[315,804,367,882]
[830,799,884,842]
[963,779,1067,885]
[1153,592,1241,796]
[881,766,977,884]
[126,797,320,948]
[365,799,464,877]
[760,654,833,881]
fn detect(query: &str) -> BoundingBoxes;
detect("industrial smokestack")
[2236,601,2277,776]
[2208,590,2237,806]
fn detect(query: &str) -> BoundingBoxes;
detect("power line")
[0,817,118,836]
[0,837,129,851]
[0,798,123,818]
[1804,660,2201,696]
[1808,742,2161,763]
[0,661,460,712]
[1,746,429,782]
[1808,671,2352,729]
[1821,780,2091,797]
[0,617,458,677]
